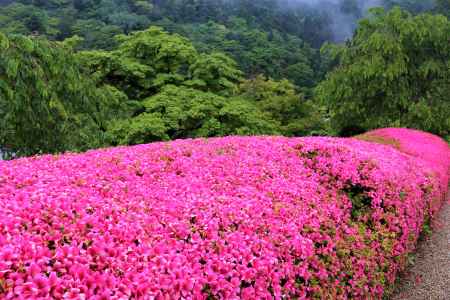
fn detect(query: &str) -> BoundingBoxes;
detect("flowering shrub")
[0,129,448,299]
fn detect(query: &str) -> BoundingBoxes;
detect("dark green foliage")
[0,0,354,91]
[317,8,450,137]
[0,33,111,156]
[1,0,445,94]
[343,183,373,220]
[383,0,436,14]
[76,27,326,147]
[237,75,330,136]
[0,1,448,156]
[185,52,243,96]
[107,85,280,146]
[436,0,450,17]
[0,3,59,37]
[0,25,330,157]
[173,19,318,90]
[78,27,198,100]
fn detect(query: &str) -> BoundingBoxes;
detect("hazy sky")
[281,0,384,41]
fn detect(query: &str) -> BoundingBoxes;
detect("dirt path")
[391,199,450,300]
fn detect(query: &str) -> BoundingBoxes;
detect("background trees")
[0,0,379,93]
[237,76,329,136]
[436,0,450,16]
[107,85,280,146]
[0,33,112,157]
[316,7,450,138]
[0,1,448,157]
[77,27,325,146]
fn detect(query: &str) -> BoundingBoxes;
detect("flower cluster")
[360,128,449,211]
[0,129,448,299]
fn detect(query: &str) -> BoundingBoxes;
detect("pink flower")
[0,128,448,299]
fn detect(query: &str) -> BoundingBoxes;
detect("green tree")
[176,19,318,90]
[316,7,450,137]
[78,26,245,105]
[0,32,111,156]
[79,27,284,145]
[185,52,243,95]
[78,27,198,100]
[238,76,330,136]
[71,19,122,49]
[0,3,59,37]
[383,1,436,14]
[435,0,450,17]
[107,85,280,145]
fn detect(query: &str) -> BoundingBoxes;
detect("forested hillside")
[0,0,449,157]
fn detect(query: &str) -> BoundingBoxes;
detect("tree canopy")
[317,7,450,138]
[0,32,111,157]
[0,1,448,157]
[107,85,281,146]
[77,27,325,146]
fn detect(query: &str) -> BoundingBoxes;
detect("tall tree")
[316,7,450,137]
[78,27,280,145]
[186,52,243,96]
[78,27,198,101]
[0,32,111,156]
[238,75,329,136]
[107,85,280,145]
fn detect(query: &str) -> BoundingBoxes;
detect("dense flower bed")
[0,129,448,299]
[359,128,449,201]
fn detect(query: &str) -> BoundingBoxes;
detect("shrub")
[0,128,448,299]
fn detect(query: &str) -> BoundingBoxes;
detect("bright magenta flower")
[0,129,448,299]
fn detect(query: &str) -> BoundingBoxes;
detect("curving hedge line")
[0,128,448,299]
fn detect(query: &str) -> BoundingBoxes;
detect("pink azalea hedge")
[0,128,448,299]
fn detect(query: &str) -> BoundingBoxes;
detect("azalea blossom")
[0,129,448,299]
